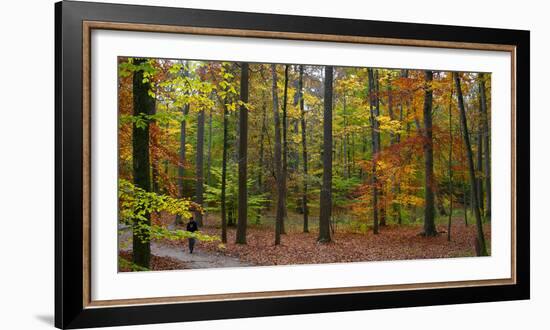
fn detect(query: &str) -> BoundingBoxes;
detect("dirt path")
[150,241,250,269]
[119,227,250,269]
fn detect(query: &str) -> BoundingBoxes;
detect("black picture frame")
[55,1,530,328]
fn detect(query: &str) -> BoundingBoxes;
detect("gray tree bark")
[132,58,154,268]
[447,82,454,241]
[176,65,190,225]
[318,66,334,243]
[454,72,488,256]
[367,68,379,235]
[299,65,309,233]
[272,64,285,245]
[422,70,437,237]
[478,73,491,219]
[195,107,205,227]
[220,66,231,244]
[374,70,386,227]
[281,65,290,234]
[236,63,249,244]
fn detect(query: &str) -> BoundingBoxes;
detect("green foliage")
[119,111,182,128]
[118,60,490,260]
[158,69,215,111]
[332,174,361,209]
[119,178,195,222]
[118,179,219,243]
[204,165,270,218]
[118,58,158,78]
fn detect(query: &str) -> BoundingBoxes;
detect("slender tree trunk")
[220,89,229,243]
[388,79,395,144]
[374,70,386,227]
[470,175,475,216]
[447,82,454,241]
[318,66,333,243]
[367,68,379,235]
[299,65,309,233]
[479,73,491,219]
[422,70,437,236]
[236,63,249,244]
[476,108,484,215]
[292,119,300,172]
[281,65,289,233]
[257,100,267,224]
[194,106,205,227]
[454,72,488,256]
[151,102,160,194]
[400,69,409,224]
[176,104,189,225]
[132,58,154,268]
[206,108,213,186]
[176,67,190,225]
[387,77,400,224]
[350,132,355,176]
[163,121,170,191]
[204,107,213,223]
[342,88,349,179]
[463,177,468,226]
[272,64,284,245]
[360,131,367,179]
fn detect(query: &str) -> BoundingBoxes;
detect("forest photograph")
[117,57,492,272]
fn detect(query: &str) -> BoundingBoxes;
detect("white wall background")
[0,0,545,329]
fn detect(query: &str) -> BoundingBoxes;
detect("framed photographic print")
[55,0,530,328]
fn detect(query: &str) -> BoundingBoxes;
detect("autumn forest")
[118,57,492,271]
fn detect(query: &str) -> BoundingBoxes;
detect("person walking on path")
[186,216,198,253]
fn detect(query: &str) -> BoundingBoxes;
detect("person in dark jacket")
[186,216,198,253]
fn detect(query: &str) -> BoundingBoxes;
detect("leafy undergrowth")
[157,214,491,267]
[118,250,189,271]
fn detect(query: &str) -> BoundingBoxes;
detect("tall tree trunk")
[343,88,349,179]
[447,82,454,241]
[221,101,228,243]
[350,132,355,176]
[422,70,437,236]
[257,100,267,224]
[318,66,333,243]
[236,63,249,244]
[132,58,154,268]
[476,107,484,215]
[360,131,367,179]
[205,107,213,222]
[195,107,205,227]
[176,67,190,225]
[281,65,290,233]
[367,68,379,235]
[151,102,160,194]
[388,78,395,144]
[272,64,284,245]
[220,83,230,243]
[479,73,491,219]
[206,107,213,186]
[374,70,386,227]
[454,72,488,256]
[299,65,309,233]
[400,69,409,224]
[387,77,400,223]
[163,120,169,176]
[463,176,468,226]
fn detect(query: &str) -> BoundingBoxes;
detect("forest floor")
[119,228,251,271]
[124,211,492,271]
